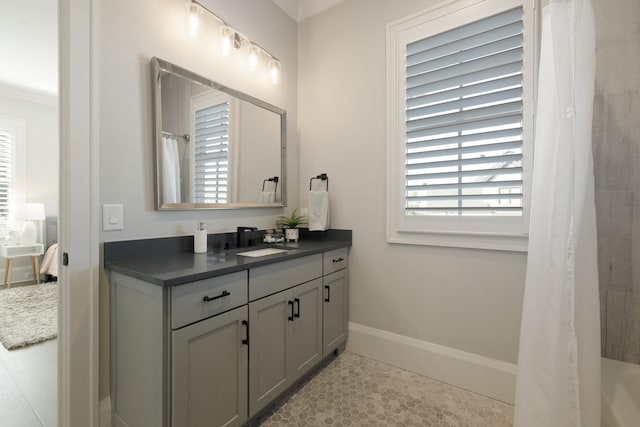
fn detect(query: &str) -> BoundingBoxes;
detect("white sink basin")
[236,248,288,257]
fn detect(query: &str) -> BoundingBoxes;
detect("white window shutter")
[194,102,229,203]
[0,128,13,225]
[404,7,524,217]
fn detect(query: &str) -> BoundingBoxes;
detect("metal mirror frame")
[152,56,287,210]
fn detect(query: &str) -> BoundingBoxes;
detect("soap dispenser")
[194,221,207,253]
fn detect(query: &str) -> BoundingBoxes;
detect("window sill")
[387,229,528,252]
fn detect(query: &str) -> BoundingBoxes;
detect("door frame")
[58,0,100,425]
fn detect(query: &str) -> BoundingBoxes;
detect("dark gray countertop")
[105,239,351,286]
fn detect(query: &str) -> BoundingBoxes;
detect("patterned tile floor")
[254,351,513,427]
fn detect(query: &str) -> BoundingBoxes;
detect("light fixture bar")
[190,0,280,62]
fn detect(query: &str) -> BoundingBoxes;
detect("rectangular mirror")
[152,57,286,210]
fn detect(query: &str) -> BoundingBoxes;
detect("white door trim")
[58,0,100,425]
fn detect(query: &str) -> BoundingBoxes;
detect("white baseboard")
[99,396,111,427]
[346,322,517,404]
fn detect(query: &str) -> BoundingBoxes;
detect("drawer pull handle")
[242,320,249,346]
[324,285,331,302]
[202,290,230,302]
[332,257,344,263]
[294,298,301,318]
[288,300,295,321]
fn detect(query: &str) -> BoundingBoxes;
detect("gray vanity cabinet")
[247,290,290,415]
[110,272,166,427]
[109,246,349,427]
[172,306,248,427]
[288,279,323,379]
[322,248,349,358]
[322,270,348,357]
[109,270,249,427]
[247,254,323,417]
[170,271,249,427]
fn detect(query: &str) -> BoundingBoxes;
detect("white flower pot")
[285,228,299,242]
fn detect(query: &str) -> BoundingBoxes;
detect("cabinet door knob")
[294,298,301,318]
[288,300,295,321]
[202,290,230,302]
[242,320,249,346]
[324,285,331,302]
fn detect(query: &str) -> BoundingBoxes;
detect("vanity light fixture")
[186,2,201,38]
[248,45,259,71]
[269,59,281,85]
[220,26,233,56]
[186,0,281,84]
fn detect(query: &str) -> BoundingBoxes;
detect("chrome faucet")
[237,226,258,248]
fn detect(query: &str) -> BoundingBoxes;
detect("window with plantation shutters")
[406,6,524,216]
[194,102,229,203]
[0,127,12,228]
[387,0,534,251]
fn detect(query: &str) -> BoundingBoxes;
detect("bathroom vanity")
[105,232,350,427]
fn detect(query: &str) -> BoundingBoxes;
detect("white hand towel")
[308,191,330,231]
[260,191,276,203]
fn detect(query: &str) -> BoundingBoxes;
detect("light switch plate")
[103,204,124,231]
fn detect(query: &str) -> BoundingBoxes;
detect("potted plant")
[277,208,307,242]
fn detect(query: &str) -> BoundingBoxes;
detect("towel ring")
[262,176,279,192]
[309,173,329,191]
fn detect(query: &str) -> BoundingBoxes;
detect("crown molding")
[271,0,348,22]
[0,82,57,108]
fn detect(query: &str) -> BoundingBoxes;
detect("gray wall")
[98,0,298,241]
[298,0,527,365]
[0,89,59,217]
[298,0,640,368]
[593,0,640,364]
[98,0,298,400]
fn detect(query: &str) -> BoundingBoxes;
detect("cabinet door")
[323,269,349,358]
[172,306,248,427]
[248,291,292,416]
[289,278,323,381]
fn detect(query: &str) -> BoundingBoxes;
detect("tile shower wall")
[592,0,640,364]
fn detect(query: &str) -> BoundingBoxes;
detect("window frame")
[0,115,26,238]
[386,0,537,252]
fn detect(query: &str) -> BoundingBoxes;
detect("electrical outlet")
[24,272,34,280]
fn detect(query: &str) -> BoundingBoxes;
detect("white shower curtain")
[162,135,181,204]
[514,0,600,426]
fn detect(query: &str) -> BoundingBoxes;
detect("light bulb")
[186,3,200,38]
[221,26,233,56]
[248,45,259,71]
[269,59,280,85]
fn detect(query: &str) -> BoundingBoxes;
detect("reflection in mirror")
[152,57,286,210]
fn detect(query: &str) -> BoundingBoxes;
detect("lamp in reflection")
[15,203,45,245]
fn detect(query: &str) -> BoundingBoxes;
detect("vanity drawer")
[171,271,248,329]
[249,254,322,301]
[323,248,348,274]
